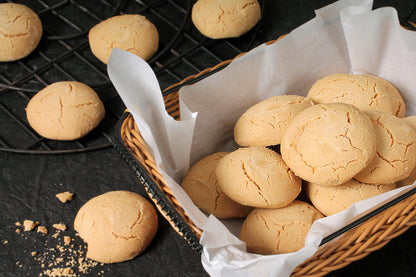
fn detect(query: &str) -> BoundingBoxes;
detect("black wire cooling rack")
[0,0,265,154]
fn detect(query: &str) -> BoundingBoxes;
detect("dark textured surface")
[1,0,416,276]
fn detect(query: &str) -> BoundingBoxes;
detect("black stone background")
[1,0,416,276]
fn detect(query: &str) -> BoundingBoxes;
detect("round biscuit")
[74,191,158,263]
[0,3,42,62]
[234,95,314,147]
[281,103,376,186]
[305,179,397,216]
[307,74,405,117]
[355,111,416,184]
[192,0,261,39]
[239,201,323,255]
[89,14,158,64]
[26,81,105,140]
[181,152,252,218]
[215,147,301,208]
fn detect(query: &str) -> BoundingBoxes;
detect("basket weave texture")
[119,38,416,277]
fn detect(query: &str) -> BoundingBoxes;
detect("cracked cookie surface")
[89,14,158,64]
[74,191,158,263]
[234,95,314,147]
[281,103,376,186]
[239,201,323,255]
[181,152,252,218]
[0,3,42,61]
[305,179,397,216]
[26,81,105,140]
[191,0,261,39]
[215,147,301,208]
[355,111,416,184]
[307,74,405,117]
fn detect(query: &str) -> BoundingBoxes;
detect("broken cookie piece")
[23,220,39,231]
[56,191,74,203]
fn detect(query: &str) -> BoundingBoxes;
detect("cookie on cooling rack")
[74,191,158,263]
[0,3,43,62]
[192,0,261,39]
[26,81,105,140]
[89,14,159,64]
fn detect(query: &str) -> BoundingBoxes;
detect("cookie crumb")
[63,236,71,246]
[56,192,74,203]
[3,240,8,244]
[37,226,48,234]
[52,223,67,231]
[24,220,39,231]
[52,232,60,239]
[32,251,37,256]
[16,229,21,234]
[15,222,21,226]
[42,267,75,277]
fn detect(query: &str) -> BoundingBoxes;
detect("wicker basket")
[112,35,416,276]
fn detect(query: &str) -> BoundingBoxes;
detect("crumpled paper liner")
[108,0,416,276]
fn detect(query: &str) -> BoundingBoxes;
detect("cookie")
[215,147,301,208]
[307,74,405,117]
[281,103,376,186]
[398,116,416,187]
[191,0,261,39]
[26,81,105,140]
[234,95,314,147]
[305,180,397,216]
[74,191,158,263]
[181,152,252,218]
[0,3,42,62]
[239,201,323,255]
[89,14,158,64]
[355,111,416,184]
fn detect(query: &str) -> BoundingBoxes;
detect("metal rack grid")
[0,0,265,154]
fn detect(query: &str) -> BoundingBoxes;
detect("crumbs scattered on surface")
[63,236,71,246]
[52,224,67,232]
[24,220,39,231]
[55,192,74,203]
[37,226,48,234]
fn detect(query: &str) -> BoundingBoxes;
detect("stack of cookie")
[181,73,416,255]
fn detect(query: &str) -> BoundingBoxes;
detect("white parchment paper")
[108,0,416,276]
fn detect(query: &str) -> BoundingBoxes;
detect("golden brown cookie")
[181,152,253,218]
[305,180,397,216]
[89,14,158,64]
[215,147,301,208]
[307,74,405,117]
[234,95,314,147]
[0,3,42,62]
[239,201,323,255]
[281,103,376,186]
[26,81,105,140]
[398,116,416,187]
[192,0,261,39]
[74,191,158,264]
[355,111,416,184]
